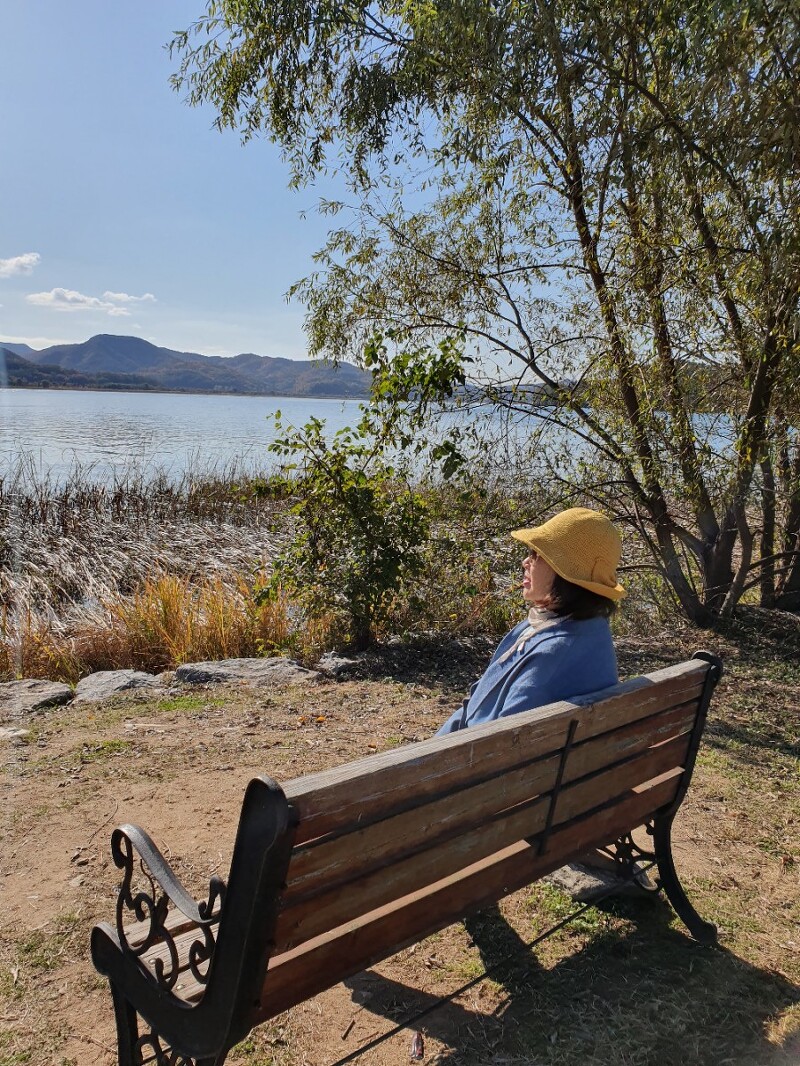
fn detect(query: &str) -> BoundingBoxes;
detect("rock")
[176,657,322,686]
[154,670,176,685]
[316,651,359,678]
[0,726,31,741]
[0,679,73,719]
[544,861,655,902]
[74,670,162,703]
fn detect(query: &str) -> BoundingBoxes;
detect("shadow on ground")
[346,635,495,690]
[344,896,800,1066]
[344,632,683,691]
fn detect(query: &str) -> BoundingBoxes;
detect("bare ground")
[2,625,799,1066]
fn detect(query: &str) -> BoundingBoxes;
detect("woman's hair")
[539,572,617,620]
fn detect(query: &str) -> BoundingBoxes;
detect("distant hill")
[2,334,371,398]
[0,348,165,391]
[0,341,38,358]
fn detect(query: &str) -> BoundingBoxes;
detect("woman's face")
[522,552,556,606]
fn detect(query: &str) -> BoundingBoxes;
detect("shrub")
[263,416,430,651]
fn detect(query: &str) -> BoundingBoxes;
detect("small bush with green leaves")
[262,414,430,651]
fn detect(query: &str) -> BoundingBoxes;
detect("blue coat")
[436,615,617,735]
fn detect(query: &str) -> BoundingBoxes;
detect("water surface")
[0,389,363,481]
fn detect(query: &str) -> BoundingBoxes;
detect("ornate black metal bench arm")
[92,776,297,1066]
[111,824,226,992]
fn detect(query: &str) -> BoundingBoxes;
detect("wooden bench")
[91,651,722,1066]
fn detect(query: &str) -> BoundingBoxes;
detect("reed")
[0,575,300,684]
[0,458,296,681]
[0,457,670,683]
[81,574,295,673]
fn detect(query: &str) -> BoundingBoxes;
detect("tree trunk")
[760,455,776,607]
[776,430,800,609]
[701,513,737,616]
[347,614,374,653]
[652,523,715,626]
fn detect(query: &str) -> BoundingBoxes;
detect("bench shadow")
[705,715,800,763]
[343,897,800,1065]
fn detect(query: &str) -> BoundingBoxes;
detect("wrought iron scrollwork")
[597,822,661,893]
[135,1028,197,1066]
[111,824,226,994]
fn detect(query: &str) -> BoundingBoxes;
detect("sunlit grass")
[1,573,300,683]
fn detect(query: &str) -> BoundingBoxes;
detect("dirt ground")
[2,631,799,1066]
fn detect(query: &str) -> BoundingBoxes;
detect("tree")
[171,0,800,623]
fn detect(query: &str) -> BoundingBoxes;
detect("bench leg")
[110,981,150,1066]
[110,982,228,1066]
[651,816,717,944]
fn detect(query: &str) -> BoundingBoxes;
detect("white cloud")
[0,252,41,278]
[102,291,156,304]
[26,287,158,316]
[26,287,131,316]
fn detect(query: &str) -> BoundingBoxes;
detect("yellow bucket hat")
[511,507,626,601]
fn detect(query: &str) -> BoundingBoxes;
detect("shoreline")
[0,382,369,400]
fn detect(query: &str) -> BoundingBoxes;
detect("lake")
[0,387,736,486]
[0,389,365,481]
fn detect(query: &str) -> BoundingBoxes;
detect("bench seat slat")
[283,663,706,844]
[284,702,698,899]
[123,906,222,953]
[258,771,681,1022]
[135,926,218,1002]
[273,732,690,952]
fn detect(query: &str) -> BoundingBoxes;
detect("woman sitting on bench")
[437,507,625,735]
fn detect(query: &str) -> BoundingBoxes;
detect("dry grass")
[0,462,516,681]
[0,574,356,683]
[0,461,300,681]
[0,460,684,682]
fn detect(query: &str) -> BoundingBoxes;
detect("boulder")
[74,670,163,703]
[316,651,359,678]
[175,657,321,686]
[0,678,73,719]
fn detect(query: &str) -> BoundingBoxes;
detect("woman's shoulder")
[530,613,613,650]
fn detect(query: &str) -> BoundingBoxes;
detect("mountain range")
[0,335,371,398]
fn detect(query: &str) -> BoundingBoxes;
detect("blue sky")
[0,2,341,358]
